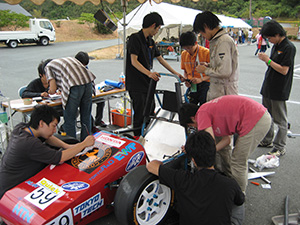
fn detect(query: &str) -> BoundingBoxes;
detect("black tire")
[114,165,174,225]
[8,40,18,48]
[39,37,49,46]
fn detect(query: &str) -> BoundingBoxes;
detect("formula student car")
[0,74,187,225]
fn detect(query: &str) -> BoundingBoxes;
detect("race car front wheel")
[114,165,174,225]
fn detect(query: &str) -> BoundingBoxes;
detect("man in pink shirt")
[179,95,271,192]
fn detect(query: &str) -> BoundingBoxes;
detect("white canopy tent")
[117,1,252,42]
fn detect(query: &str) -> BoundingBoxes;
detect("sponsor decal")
[12,203,35,223]
[38,178,64,195]
[89,159,114,181]
[25,180,39,188]
[113,143,137,161]
[66,143,118,174]
[97,134,125,148]
[45,208,74,225]
[62,181,90,192]
[73,193,104,219]
[24,178,65,210]
[125,151,144,172]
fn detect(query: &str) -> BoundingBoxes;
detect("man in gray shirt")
[0,105,95,199]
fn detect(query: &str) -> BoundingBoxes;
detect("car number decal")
[45,208,74,225]
[24,178,65,210]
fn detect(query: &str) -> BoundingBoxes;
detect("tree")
[78,12,95,30]
[0,10,29,31]
[18,0,300,20]
[95,21,113,34]
[32,9,42,18]
[0,10,11,30]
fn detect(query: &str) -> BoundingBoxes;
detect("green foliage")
[95,21,113,34]
[0,10,29,31]
[287,35,297,40]
[78,12,94,23]
[0,10,11,29]
[32,9,42,18]
[18,0,300,20]
[78,12,95,30]
[55,20,61,27]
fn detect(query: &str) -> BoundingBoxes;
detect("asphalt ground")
[1,40,300,224]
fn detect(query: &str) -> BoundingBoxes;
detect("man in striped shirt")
[45,52,96,141]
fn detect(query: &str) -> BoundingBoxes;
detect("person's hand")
[258,52,269,63]
[191,77,202,84]
[199,62,209,67]
[185,81,191,88]
[83,135,95,147]
[41,92,49,97]
[196,64,207,73]
[181,145,186,153]
[174,72,184,82]
[146,160,163,176]
[148,72,160,81]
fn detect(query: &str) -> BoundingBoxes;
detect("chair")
[18,85,27,98]
[16,85,30,122]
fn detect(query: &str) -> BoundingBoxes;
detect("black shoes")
[258,141,273,148]
[97,121,107,128]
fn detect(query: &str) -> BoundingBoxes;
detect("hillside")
[52,20,118,42]
[52,20,121,60]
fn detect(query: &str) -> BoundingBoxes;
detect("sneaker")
[258,141,273,148]
[268,148,286,157]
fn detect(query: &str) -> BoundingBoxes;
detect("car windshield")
[40,21,53,31]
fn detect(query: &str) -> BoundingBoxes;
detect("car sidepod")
[0,131,146,225]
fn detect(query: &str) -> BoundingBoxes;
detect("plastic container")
[111,109,131,127]
[23,98,33,105]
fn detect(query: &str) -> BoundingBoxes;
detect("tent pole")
[121,0,127,74]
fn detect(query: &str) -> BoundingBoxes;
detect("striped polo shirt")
[45,57,96,108]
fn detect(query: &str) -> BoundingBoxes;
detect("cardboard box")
[111,109,131,127]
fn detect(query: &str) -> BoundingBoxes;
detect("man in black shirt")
[21,59,52,98]
[125,12,182,136]
[147,130,245,225]
[258,20,296,156]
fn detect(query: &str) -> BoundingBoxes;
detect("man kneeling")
[147,130,245,225]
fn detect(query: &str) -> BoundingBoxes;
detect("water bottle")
[119,72,125,85]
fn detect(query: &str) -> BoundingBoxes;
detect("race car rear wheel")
[114,165,174,225]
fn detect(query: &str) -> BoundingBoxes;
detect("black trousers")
[129,91,154,136]
[188,81,210,106]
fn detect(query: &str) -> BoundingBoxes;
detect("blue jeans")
[63,83,92,141]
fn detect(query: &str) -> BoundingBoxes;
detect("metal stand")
[287,130,300,138]
[0,96,13,157]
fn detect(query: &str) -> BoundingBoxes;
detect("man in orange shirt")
[180,31,210,105]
